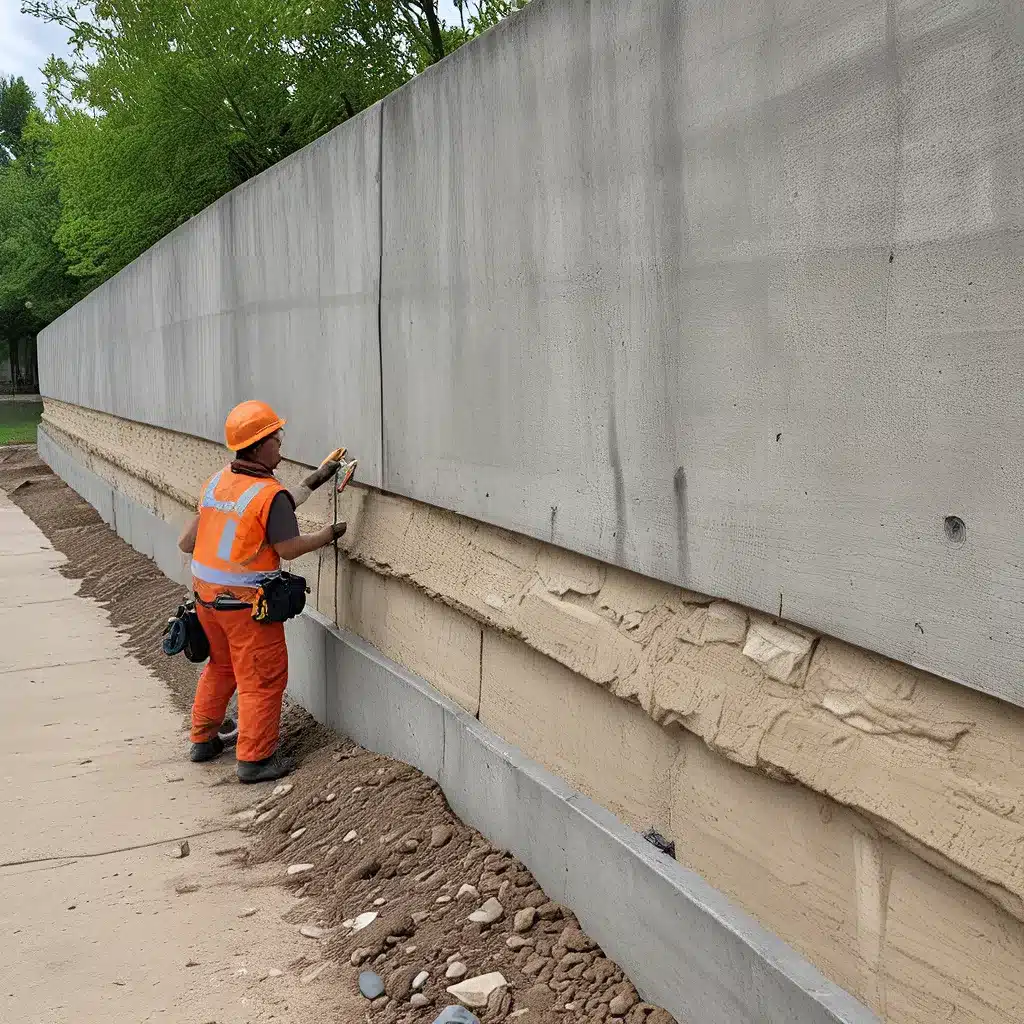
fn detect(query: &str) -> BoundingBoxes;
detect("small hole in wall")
[943,515,966,546]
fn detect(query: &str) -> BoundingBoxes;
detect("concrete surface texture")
[36,410,1024,1022]
[38,105,383,488]
[17,437,880,1024]
[36,0,1024,708]
[0,491,363,1023]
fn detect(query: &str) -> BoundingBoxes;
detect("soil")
[2,445,679,1024]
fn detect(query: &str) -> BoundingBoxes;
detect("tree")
[0,76,35,164]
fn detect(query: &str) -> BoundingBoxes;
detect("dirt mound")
[3,446,679,1024]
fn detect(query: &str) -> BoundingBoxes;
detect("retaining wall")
[35,406,1024,1023]
[33,0,1024,1020]
[38,0,1024,708]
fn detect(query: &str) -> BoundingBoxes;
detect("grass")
[0,401,43,445]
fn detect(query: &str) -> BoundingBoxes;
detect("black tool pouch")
[161,599,210,663]
[252,571,309,624]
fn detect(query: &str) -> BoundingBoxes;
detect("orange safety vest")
[191,467,288,603]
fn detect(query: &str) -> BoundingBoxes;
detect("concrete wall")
[36,403,1024,1023]
[34,422,879,1024]
[39,106,384,487]
[38,0,1024,708]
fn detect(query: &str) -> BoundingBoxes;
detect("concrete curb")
[36,424,880,1024]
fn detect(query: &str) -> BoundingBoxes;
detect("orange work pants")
[189,605,288,763]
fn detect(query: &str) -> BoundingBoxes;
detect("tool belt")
[161,598,210,663]
[251,571,309,624]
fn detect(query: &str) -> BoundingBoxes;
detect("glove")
[303,459,341,493]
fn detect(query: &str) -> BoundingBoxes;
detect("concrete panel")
[37,428,877,1023]
[37,426,115,527]
[285,610,328,723]
[321,614,447,783]
[39,105,384,486]
[380,0,1024,705]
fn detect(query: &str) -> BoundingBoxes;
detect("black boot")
[189,735,225,763]
[237,750,296,784]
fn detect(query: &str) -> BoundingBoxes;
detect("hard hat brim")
[226,416,287,452]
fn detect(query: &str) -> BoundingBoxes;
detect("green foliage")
[0,76,35,164]
[0,0,529,357]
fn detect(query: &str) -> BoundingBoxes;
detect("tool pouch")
[161,599,210,663]
[252,571,309,624]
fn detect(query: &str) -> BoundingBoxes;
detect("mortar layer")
[39,401,1024,1020]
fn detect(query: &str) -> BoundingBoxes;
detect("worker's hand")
[302,460,341,493]
[317,522,347,548]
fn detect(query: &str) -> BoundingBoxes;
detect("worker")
[177,400,346,783]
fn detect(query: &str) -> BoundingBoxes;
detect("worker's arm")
[178,515,199,554]
[273,523,347,561]
[290,453,344,507]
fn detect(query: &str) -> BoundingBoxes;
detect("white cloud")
[0,1,77,107]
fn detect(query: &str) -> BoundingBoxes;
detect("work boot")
[189,718,238,763]
[189,735,224,763]
[237,750,296,784]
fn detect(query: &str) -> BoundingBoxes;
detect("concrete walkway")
[0,493,359,1023]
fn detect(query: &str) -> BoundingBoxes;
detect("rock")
[536,902,562,920]
[430,825,453,849]
[350,911,379,932]
[267,968,284,978]
[457,884,479,901]
[405,945,418,954]
[235,809,258,822]
[299,924,325,939]
[412,993,431,1008]
[286,863,313,876]
[561,927,596,952]
[468,897,504,925]
[326,792,336,802]
[513,907,536,933]
[522,955,547,976]
[609,991,638,1017]
[412,911,430,926]
[387,965,421,1001]
[238,907,258,918]
[445,962,468,980]
[436,895,452,904]
[398,838,420,854]
[371,995,389,1010]
[359,971,386,999]
[344,830,358,843]
[431,1008,481,1024]
[519,983,556,1010]
[506,935,532,950]
[445,972,508,1009]
[343,856,381,886]
[486,988,513,1018]
[168,840,190,859]
[272,783,293,797]
[290,827,307,840]
[300,961,334,985]
[521,890,547,909]
[413,970,429,990]
[255,809,278,824]
[351,947,372,966]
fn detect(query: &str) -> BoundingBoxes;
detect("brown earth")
[1,444,678,1024]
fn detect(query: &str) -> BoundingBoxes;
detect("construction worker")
[177,400,346,783]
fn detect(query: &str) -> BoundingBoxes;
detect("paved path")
[0,492,359,1023]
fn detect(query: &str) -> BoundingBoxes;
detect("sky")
[2,0,463,109]
[1,0,75,105]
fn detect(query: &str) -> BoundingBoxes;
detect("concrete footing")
[36,423,878,1024]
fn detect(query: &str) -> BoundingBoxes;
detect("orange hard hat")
[224,400,286,452]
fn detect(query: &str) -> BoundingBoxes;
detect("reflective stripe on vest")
[190,560,272,588]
